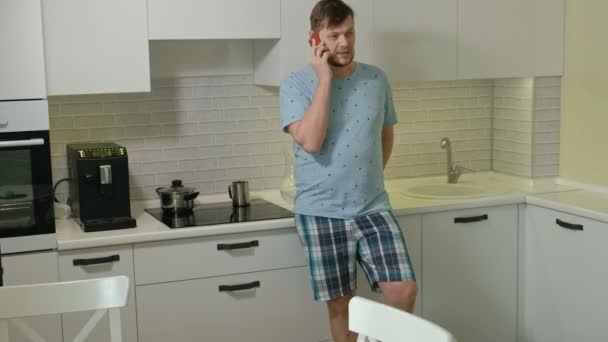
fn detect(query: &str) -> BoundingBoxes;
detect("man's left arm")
[382,126,394,169]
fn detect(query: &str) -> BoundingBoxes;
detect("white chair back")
[349,296,457,342]
[0,276,129,342]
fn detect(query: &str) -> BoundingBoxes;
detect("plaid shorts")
[295,210,416,301]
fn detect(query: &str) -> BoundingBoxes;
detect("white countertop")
[57,172,607,251]
[526,190,608,224]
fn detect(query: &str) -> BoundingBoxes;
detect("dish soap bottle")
[279,143,296,204]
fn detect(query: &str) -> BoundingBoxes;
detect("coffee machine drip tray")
[145,199,294,229]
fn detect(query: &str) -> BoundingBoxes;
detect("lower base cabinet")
[58,246,137,342]
[422,205,518,342]
[520,205,608,341]
[136,266,331,342]
[2,252,61,342]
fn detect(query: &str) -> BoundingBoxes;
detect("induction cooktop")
[145,199,294,229]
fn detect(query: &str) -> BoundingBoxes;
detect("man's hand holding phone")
[309,32,332,82]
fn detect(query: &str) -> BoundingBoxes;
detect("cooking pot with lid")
[155,180,199,213]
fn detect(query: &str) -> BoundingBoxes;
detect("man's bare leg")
[326,291,357,342]
[379,281,417,313]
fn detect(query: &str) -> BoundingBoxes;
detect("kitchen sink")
[403,183,489,200]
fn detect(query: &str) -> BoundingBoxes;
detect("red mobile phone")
[308,32,320,47]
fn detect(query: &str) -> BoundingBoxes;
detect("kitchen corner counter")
[526,190,608,224]
[56,172,583,251]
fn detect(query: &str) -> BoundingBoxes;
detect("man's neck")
[331,61,356,79]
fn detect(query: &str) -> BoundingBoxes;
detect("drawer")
[134,228,306,285]
[136,266,330,342]
[58,245,137,342]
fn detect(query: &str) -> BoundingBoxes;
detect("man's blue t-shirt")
[279,63,397,219]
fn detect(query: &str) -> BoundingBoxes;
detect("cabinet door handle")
[73,254,120,266]
[454,214,488,223]
[556,219,583,231]
[217,240,259,251]
[219,281,261,292]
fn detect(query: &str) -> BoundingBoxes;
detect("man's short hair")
[310,0,354,32]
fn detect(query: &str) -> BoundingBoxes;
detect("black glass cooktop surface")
[145,199,294,229]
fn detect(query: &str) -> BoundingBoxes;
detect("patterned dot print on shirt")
[279,63,396,218]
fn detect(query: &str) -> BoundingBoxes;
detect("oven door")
[0,130,56,254]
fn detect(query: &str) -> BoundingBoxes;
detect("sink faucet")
[440,137,465,184]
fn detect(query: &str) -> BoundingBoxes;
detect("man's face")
[317,15,356,67]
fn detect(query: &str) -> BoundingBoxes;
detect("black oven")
[0,100,56,255]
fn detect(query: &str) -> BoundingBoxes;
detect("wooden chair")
[349,296,457,342]
[0,276,129,342]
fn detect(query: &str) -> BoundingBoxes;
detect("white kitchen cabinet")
[41,0,150,95]
[58,246,137,342]
[372,0,458,82]
[2,251,61,342]
[253,0,373,86]
[356,214,423,316]
[136,266,331,342]
[520,205,608,341]
[0,0,47,100]
[422,205,518,342]
[148,0,280,40]
[534,0,565,76]
[458,0,564,79]
[133,228,307,285]
[458,0,535,79]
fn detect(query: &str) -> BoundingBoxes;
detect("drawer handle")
[454,214,488,223]
[219,281,261,292]
[556,219,583,231]
[217,240,259,251]
[73,255,120,266]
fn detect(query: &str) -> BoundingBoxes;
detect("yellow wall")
[560,0,608,185]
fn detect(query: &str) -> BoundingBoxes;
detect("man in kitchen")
[279,0,417,341]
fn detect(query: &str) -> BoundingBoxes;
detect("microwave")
[0,100,56,255]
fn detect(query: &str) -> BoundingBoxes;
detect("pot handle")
[183,192,199,201]
[155,187,163,196]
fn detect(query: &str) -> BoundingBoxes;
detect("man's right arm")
[286,41,333,155]
[288,78,331,154]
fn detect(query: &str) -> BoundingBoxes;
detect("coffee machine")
[67,143,136,232]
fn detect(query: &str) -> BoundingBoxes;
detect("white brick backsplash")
[214,96,250,109]
[175,98,215,112]
[234,143,272,155]
[141,137,180,150]
[60,103,103,115]
[50,117,74,130]
[103,102,140,114]
[74,115,114,128]
[178,159,218,171]
[162,124,200,136]
[140,100,175,113]
[48,73,560,201]
[150,86,194,100]
[150,111,189,124]
[194,86,226,98]
[532,77,561,178]
[50,129,90,143]
[114,113,151,126]
[129,161,178,175]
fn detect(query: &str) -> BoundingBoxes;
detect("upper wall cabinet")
[148,0,280,40]
[253,0,372,86]
[42,0,150,96]
[0,0,47,100]
[372,0,458,82]
[458,0,564,79]
[534,0,564,77]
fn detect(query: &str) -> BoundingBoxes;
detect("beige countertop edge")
[526,193,608,224]
[56,217,296,251]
